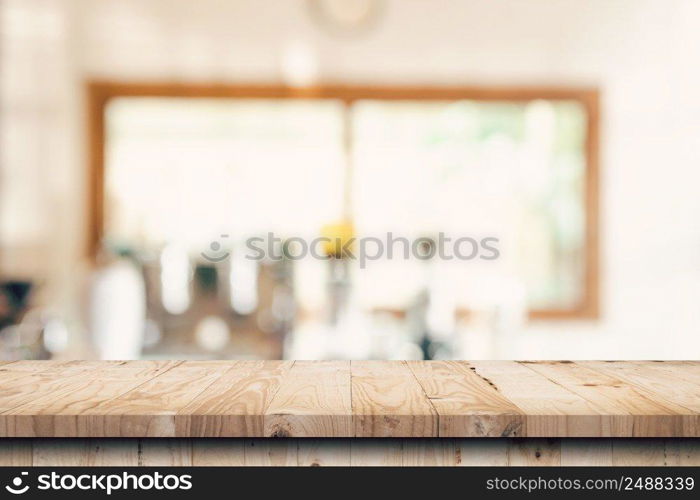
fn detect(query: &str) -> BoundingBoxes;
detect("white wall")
[2,0,699,358]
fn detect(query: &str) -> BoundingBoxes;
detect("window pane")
[351,99,587,311]
[104,97,346,249]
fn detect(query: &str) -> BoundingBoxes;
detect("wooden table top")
[0,360,697,438]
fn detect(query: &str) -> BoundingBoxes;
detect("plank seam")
[582,363,700,416]
[261,360,297,416]
[0,361,115,416]
[172,361,244,417]
[404,361,441,437]
[515,360,614,409]
[79,361,187,414]
[566,362,687,415]
[403,360,439,437]
[516,361,614,415]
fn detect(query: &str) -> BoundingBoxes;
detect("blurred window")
[100,88,596,319]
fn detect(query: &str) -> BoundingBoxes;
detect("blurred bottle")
[86,247,146,359]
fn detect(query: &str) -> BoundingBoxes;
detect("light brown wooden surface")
[352,361,438,437]
[176,360,293,437]
[2,438,698,466]
[407,361,523,437]
[265,361,352,438]
[0,361,699,438]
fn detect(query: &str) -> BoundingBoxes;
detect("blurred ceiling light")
[280,41,319,87]
[308,0,384,36]
[160,244,191,314]
[194,315,230,352]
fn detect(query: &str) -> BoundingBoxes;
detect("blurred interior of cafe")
[1,0,699,361]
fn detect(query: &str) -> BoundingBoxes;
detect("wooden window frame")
[86,81,600,320]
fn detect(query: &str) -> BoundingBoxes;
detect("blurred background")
[0,0,698,361]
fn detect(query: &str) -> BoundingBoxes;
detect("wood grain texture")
[191,439,245,466]
[508,439,561,466]
[408,361,523,437]
[523,361,694,436]
[0,361,123,414]
[468,361,607,437]
[350,440,403,466]
[582,361,700,436]
[0,361,180,437]
[297,439,351,466]
[0,361,698,438]
[560,439,613,465]
[138,439,192,466]
[402,439,456,465]
[2,438,699,466]
[351,361,438,437]
[611,439,671,466]
[244,439,297,466]
[264,361,352,437]
[85,361,234,437]
[456,439,509,466]
[177,361,293,437]
[582,361,700,412]
[0,439,32,466]
[31,439,140,466]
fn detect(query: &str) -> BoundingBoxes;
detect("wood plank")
[352,361,438,437]
[0,360,63,378]
[244,439,297,466]
[631,438,700,466]
[297,439,351,466]
[408,361,523,437]
[583,361,700,412]
[582,361,700,436]
[177,361,293,437]
[192,439,246,466]
[0,439,32,466]
[81,361,235,437]
[523,361,693,437]
[508,439,561,466]
[0,361,696,439]
[468,361,605,437]
[264,361,352,437]
[2,437,699,467]
[32,439,92,466]
[402,439,456,466]
[456,439,508,466]
[678,439,700,466]
[0,361,180,437]
[0,361,123,413]
[350,440,403,466]
[138,439,192,466]
[31,439,138,466]
[612,439,668,466]
[609,438,698,467]
[560,439,613,465]
[90,439,140,465]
